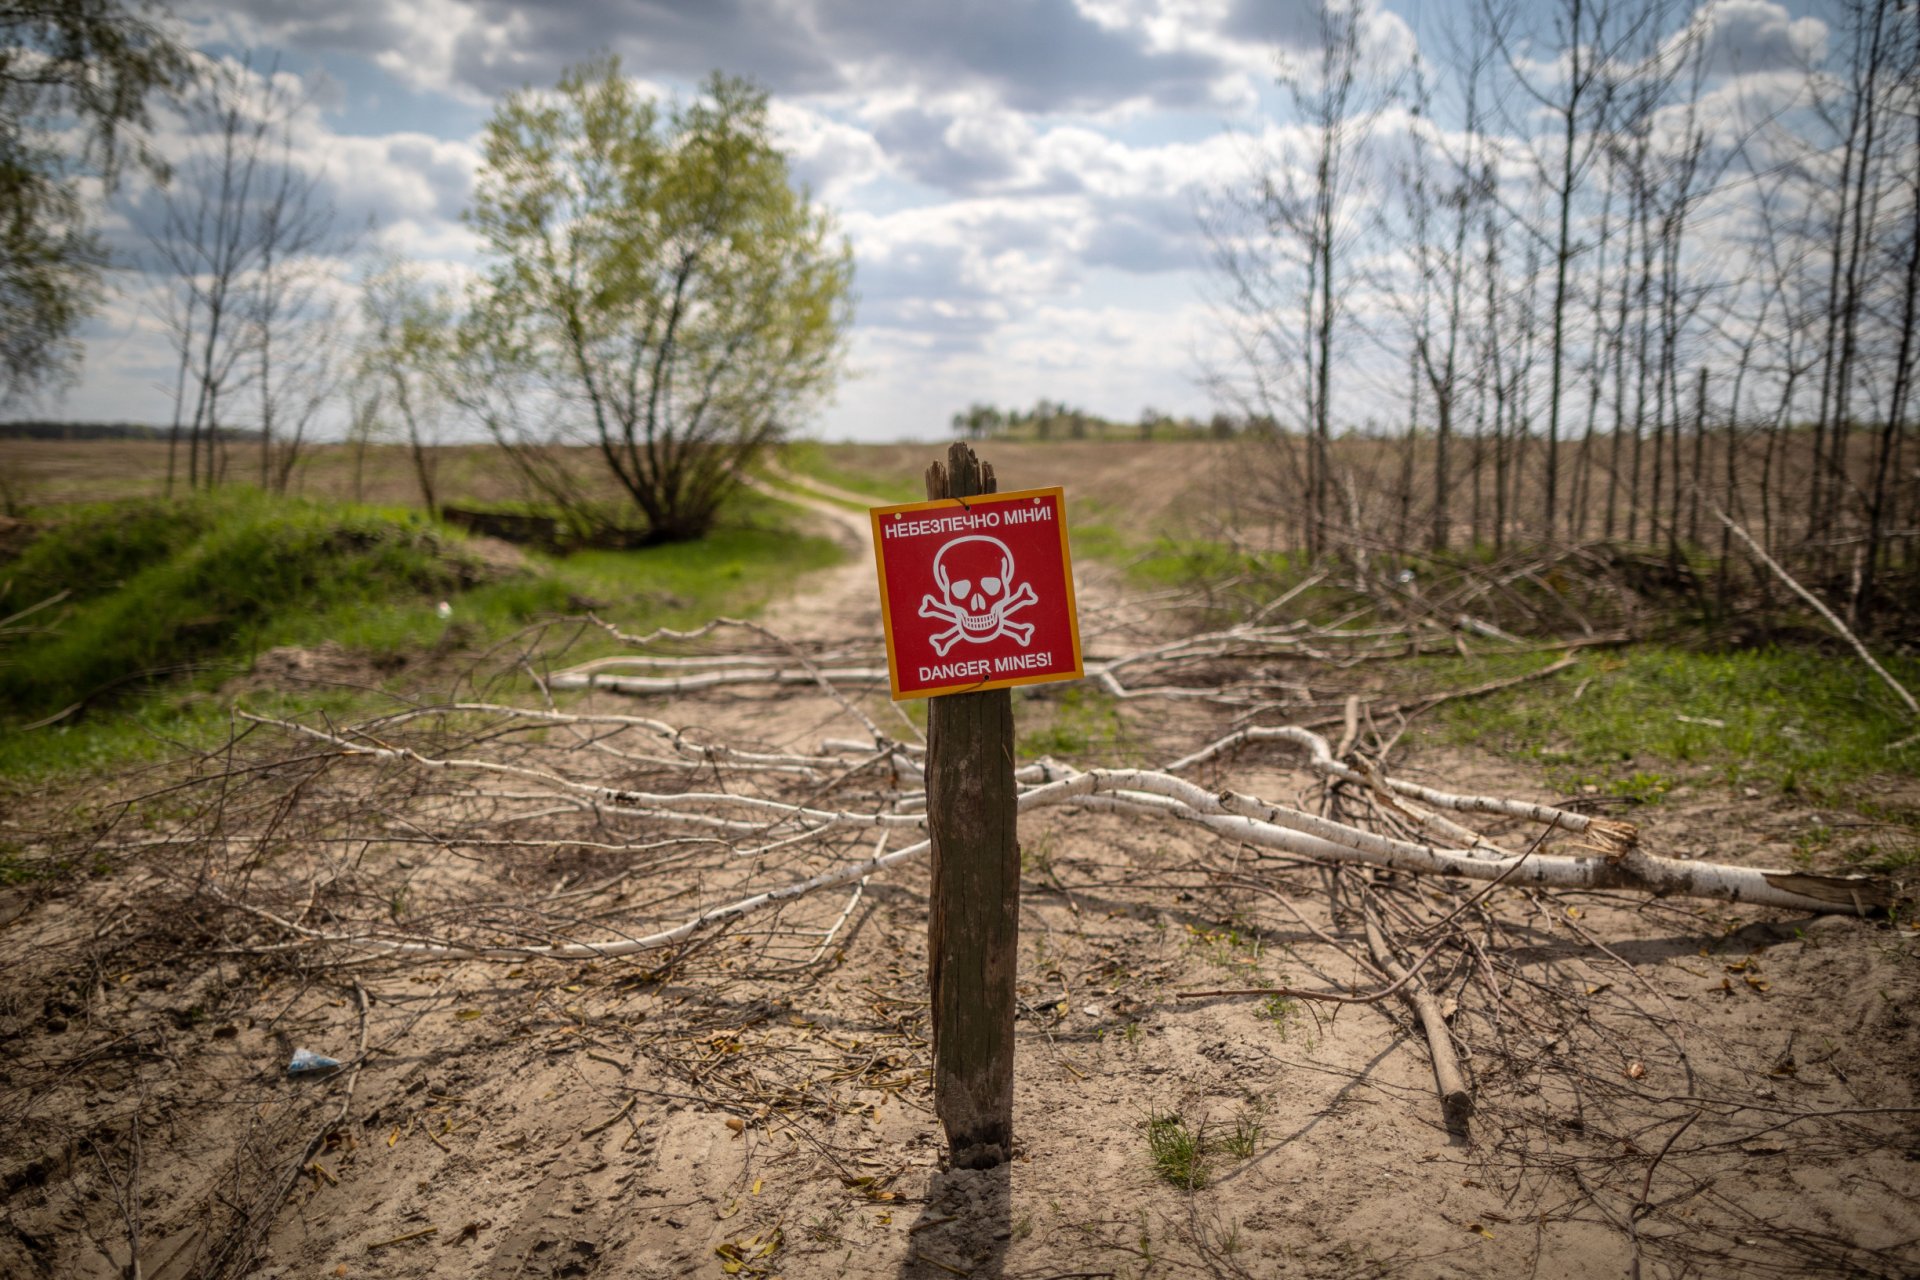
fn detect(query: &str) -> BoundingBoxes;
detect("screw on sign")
[869,486,1083,699]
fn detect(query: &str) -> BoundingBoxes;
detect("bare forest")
[1202,0,1919,629]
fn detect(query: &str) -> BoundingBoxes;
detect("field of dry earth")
[1,447,1916,1280]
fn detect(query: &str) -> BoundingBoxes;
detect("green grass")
[777,444,1262,582]
[1069,514,1310,593]
[0,491,841,783]
[1258,992,1304,1038]
[1144,1107,1264,1190]
[1,493,478,720]
[1186,921,1268,972]
[1,498,226,607]
[1432,646,1920,818]
[1220,1112,1263,1160]
[0,684,392,791]
[1146,1111,1210,1190]
[1017,685,1128,759]
[1858,845,1920,873]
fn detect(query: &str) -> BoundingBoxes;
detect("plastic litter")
[288,1047,343,1075]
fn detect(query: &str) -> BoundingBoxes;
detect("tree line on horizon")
[949,399,1249,442]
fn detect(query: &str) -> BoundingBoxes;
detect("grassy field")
[1426,646,1920,826]
[6,436,1916,837]
[0,479,841,783]
[777,438,1257,584]
[2,439,573,511]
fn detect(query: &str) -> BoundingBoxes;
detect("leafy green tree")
[1,0,193,403]
[465,59,854,542]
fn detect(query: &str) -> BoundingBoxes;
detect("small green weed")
[1856,845,1920,873]
[1017,685,1125,760]
[1145,1106,1264,1190]
[1258,992,1303,1038]
[0,845,48,885]
[1550,768,1675,806]
[1146,1110,1208,1190]
[1187,922,1265,972]
[1021,833,1056,879]
[1221,1112,1263,1159]
[1793,824,1836,867]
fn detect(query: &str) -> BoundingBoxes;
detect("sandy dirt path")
[1,501,1915,1280]
[744,472,883,645]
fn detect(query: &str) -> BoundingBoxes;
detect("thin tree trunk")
[1541,0,1586,541]
[1689,367,1707,547]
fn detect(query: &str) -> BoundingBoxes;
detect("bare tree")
[1203,0,1918,618]
[251,140,347,491]
[1850,5,1912,614]
[141,55,345,494]
[1378,47,1495,551]
[341,370,383,505]
[359,262,450,516]
[1208,0,1399,559]
[1483,0,1650,539]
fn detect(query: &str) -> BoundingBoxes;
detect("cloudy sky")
[62,0,1834,441]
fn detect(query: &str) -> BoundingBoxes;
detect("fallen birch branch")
[1715,504,1919,719]
[543,612,1606,709]
[197,705,1895,962]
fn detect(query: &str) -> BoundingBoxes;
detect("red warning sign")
[870,486,1083,700]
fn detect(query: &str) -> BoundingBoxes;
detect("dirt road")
[1,509,1916,1280]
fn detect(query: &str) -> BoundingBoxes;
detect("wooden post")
[924,441,1019,1169]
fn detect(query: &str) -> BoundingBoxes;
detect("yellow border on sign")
[869,485,1084,701]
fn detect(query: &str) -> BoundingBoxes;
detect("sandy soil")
[2,480,1916,1280]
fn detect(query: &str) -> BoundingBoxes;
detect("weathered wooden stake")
[924,441,1020,1169]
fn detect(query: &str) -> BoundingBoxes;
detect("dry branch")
[1715,505,1919,719]
[1364,912,1472,1133]
[180,666,1895,965]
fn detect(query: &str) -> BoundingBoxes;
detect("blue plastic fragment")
[288,1047,342,1075]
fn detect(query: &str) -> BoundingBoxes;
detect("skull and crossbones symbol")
[919,534,1039,657]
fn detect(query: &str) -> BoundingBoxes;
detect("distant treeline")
[951,400,1246,442]
[0,421,262,442]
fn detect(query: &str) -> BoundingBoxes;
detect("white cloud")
[43,0,1861,452]
[768,101,890,203]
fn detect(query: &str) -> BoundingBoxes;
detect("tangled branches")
[99,615,1889,973]
[11,610,1914,1280]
